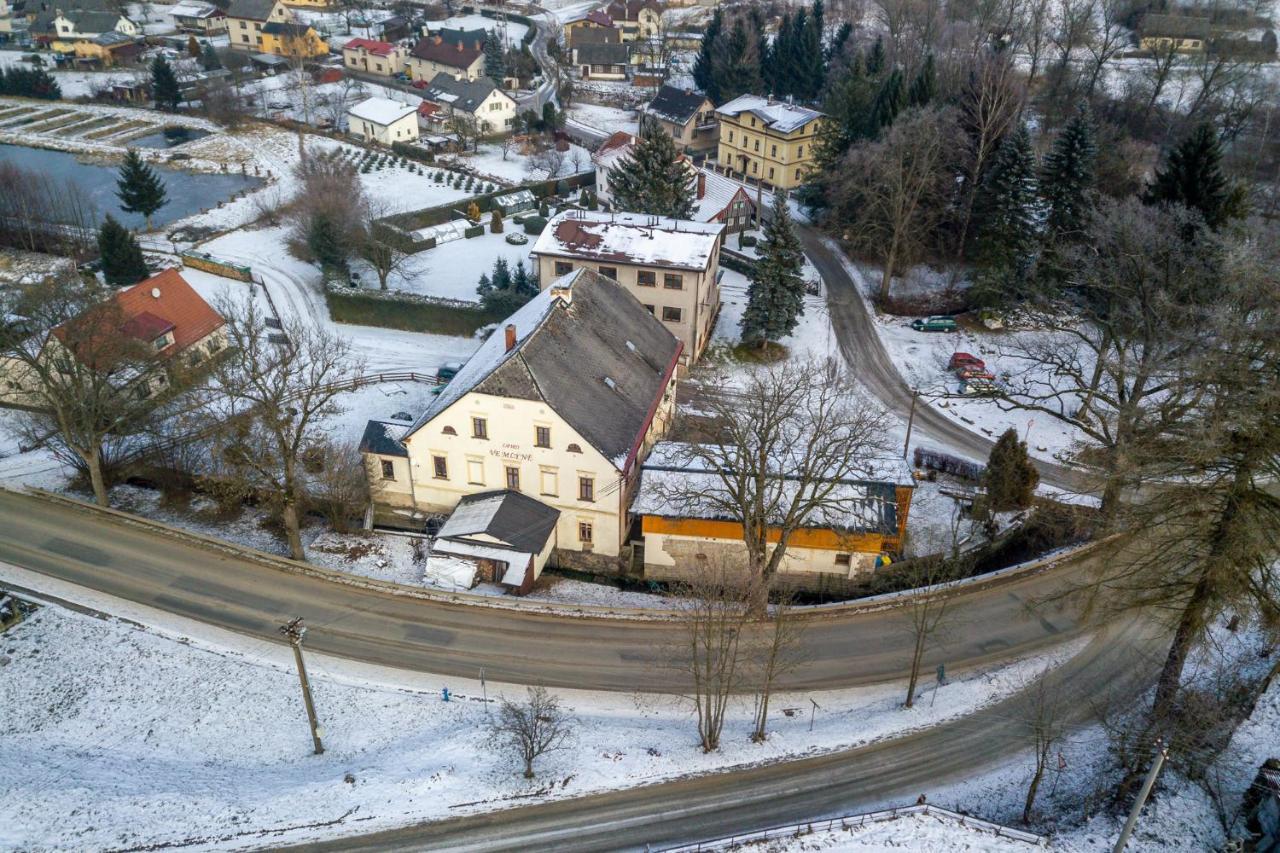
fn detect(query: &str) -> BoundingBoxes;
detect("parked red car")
[411,79,429,90]
[948,352,985,371]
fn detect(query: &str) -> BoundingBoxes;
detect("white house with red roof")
[342,37,406,77]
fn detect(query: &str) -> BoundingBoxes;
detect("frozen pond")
[0,143,259,229]
[128,126,213,148]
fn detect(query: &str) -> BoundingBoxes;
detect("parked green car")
[911,316,959,332]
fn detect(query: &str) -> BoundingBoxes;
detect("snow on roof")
[691,169,753,224]
[359,420,410,457]
[348,96,417,127]
[343,37,397,56]
[437,490,560,554]
[532,210,722,271]
[170,0,221,18]
[715,94,825,133]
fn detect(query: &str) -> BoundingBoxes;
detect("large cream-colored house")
[417,73,517,136]
[360,269,681,582]
[531,210,722,367]
[1138,13,1212,52]
[715,94,826,190]
[347,96,419,145]
[407,32,485,81]
[342,37,407,76]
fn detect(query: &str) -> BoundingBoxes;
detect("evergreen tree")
[96,215,149,286]
[307,212,348,271]
[740,190,805,351]
[770,12,795,97]
[483,30,506,82]
[983,428,1039,511]
[513,259,538,298]
[151,56,180,112]
[907,53,935,107]
[797,0,825,101]
[866,37,885,75]
[867,68,904,136]
[200,42,222,71]
[541,101,559,130]
[115,150,169,231]
[187,35,201,59]
[607,122,696,218]
[693,8,723,98]
[0,66,62,99]
[477,272,492,300]
[713,16,764,102]
[826,21,853,64]
[971,125,1039,302]
[1145,121,1245,230]
[492,257,512,291]
[1039,104,1097,239]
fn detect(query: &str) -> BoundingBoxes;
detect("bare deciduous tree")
[900,537,965,707]
[1019,669,1065,824]
[207,297,362,560]
[669,562,755,752]
[356,200,410,291]
[1081,0,1127,98]
[310,438,369,533]
[0,163,97,258]
[655,357,892,590]
[832,107,958,301]
[955,50,1024,260]
[749,591,806,743]
[487,686,574,778]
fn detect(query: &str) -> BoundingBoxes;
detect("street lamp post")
[903,388,920,460]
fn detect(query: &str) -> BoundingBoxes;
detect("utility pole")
[280,617,325,755]
[1112,739,1168,853]
[903,389,920,460]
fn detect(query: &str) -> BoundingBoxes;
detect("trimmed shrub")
[464,224,485,238]
[522,216,547,235]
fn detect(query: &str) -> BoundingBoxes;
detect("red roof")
[53,269,225,368]
[344,37,396,56]
[418,101,441,116]
[410,34,483,69]
[597,130,635,154]
[584,9,614,26]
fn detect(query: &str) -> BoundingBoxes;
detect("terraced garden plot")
[65,116,121,136]
[0,109,61,128]
[0,105,29,122]
[85,118,150,140]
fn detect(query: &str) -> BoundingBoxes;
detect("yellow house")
[225,0,291,52]
[634,447,915,590]
[604,0,662,41]
[342,37,406,76]
[1138,13,1211,52]
[359,269,681,579]
[259,20,327,58]
[714,94,827,190]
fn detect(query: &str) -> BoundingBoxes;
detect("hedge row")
[325,289,504,337]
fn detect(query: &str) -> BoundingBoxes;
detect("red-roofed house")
[2,270,229,404]
[407,33,485,82]
[342,37,406,77]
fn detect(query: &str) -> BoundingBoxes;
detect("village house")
[34,5,138,50]
[642,84,718,153]
[408,31,485,81]
[571,41,630,80]
[0,269,227,407]
[258,20,327,58]
[1139,13,1212,52]
[224,0,290,52]
[632,444,915,593]
[567,16,619,49]
[604,0,662,41]
[715,94,826,190]
[359,268,681,584]
[73,29,144,65]
[417,72,517,136]
[593,133,755,234]
[347,96,419,144]
[563,7,614,39]
[169,0,226,34]
[531,209,722,367]
[342,37,406,76]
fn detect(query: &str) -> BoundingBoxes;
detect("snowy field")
[568,101,640,136]
[0,591,1090,852]
[433,13,529,46]
[354,226,536,303]
[443,140,595,184]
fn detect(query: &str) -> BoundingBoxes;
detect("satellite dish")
[151,288,161,298]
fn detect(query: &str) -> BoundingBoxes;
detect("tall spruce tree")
[151,56,180,112]
[797,0,825,101]
[1039,104,1097,239]
[866,37,885,75]
[826,21,853,63]
[971,125,1039,302]
[771,11,795,97]
[97,215,149,286]
[1145,121,1244,229]
[713,16,764,102]
[693,9,723,99]
[483,31,506,82]
[200,42,222,71]
[608,121,696,218]
[740,190,806,351]
[115,150,169,231]
[907,54,936,107]
[983,428,1039,511]
[867,68,904,136]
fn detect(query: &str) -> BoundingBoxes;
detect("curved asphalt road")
[0,487,1109,693]
[286,613,1164,851]
[797,226,1090,495]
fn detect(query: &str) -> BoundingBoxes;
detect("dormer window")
[153,332,174,351]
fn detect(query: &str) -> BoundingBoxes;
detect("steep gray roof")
[63,9,126,32]
[226,0,275,21]
[423,72,507,113]
[574,42,630,65]
[408,269,681,468]
[645,84,709,125]
[359,420,409,457]
[437,490,559,553]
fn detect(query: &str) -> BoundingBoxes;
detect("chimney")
[504,323,517,352]
[696,171,705,199]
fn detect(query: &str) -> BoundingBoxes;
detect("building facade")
[531,210,723,367]
[407,32,485,81]
[342,37,406,76]
[360,269,681,573]
[642,84,718,153]
[225,0,290,51]
[258,20,327,58]
[418,72,517,135]
[715,94,826,190]
[347,96,419,144]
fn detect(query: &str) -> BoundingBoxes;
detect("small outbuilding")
[347,96,420,145]
[433,490,560,594]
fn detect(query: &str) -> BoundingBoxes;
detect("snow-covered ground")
[353,226,536,303]
[0,589,1091,852]
[432,13,529,46]
[443,140,594,184]
[567,101,640,136]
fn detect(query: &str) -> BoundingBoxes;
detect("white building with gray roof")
[360,268,681,577]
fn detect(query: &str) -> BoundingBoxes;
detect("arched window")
[442,426,457,436]
[567,443,582,453]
